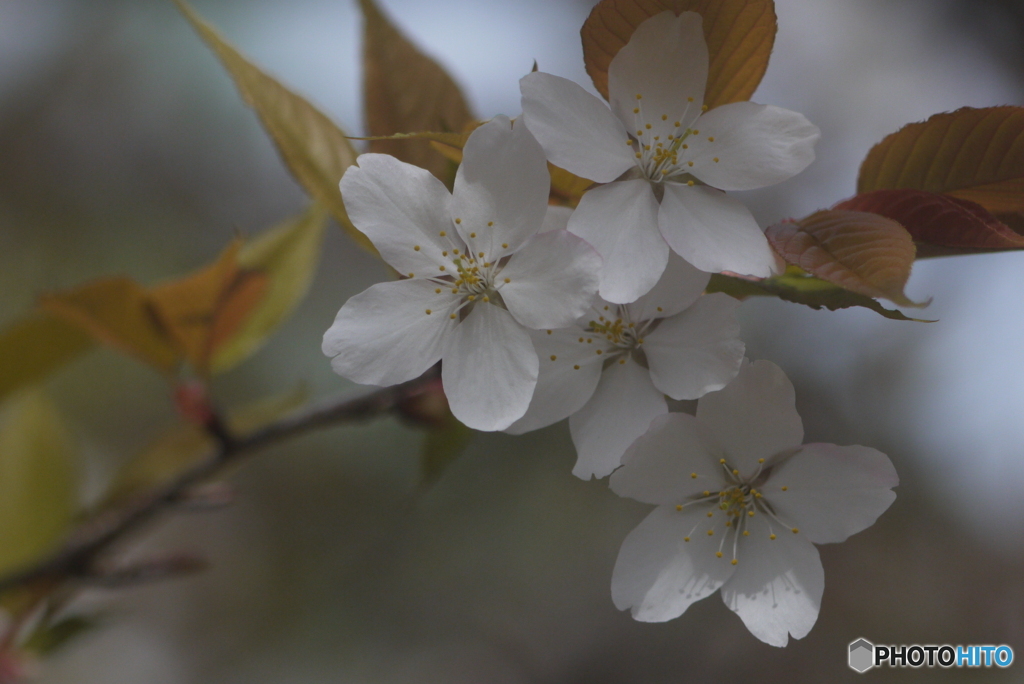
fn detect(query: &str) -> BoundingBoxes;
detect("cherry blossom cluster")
[322,11,898,647]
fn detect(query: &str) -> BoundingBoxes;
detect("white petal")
[323,279,456,386]
[499,230,601,330]
[441,303,538,431]
[765,444,898,544]
[659,183,775,277]
[644,293,744,400]
[720,514,824,647]
[686,103,820,191]
[540,205,573,233]
[626,252,710,321]
[520,72,636,183]
[451,116,549,257]
[612,504,736,622]
[569,179,668,303]
[505,328,605,435]
[696,360,803,478]
[340,154,455,276]
[608,11,707,142]
[610,413,722,506]
[569,356,667,480]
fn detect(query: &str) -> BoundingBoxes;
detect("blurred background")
[1,0,1023,681]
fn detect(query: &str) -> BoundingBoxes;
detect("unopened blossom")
[323,116,602,432]
[521,11,819,302]
[507,254,743,479]
[609,360,897,646]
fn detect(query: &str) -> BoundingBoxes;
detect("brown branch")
[0,369,440,596]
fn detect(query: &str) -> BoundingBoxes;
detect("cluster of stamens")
[628,93,718,184]
[674,456,796,566]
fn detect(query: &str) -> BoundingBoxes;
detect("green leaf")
[0,391,78,577]
[706,270,932,322]
[420,413,474,486]
[0,314,94,405]
[24,615,99,656]
[173,0,370,254]
[209,205,328,374]
[359,0,475,182]
[581,0,777,109]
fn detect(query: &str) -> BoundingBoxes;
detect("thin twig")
[0,369,439,596]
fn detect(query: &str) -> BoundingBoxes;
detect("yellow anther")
[707,529,714,536]
[708,136,715,142]
[439,231,446,237]
[435,288,441,294]
[690,473,697,479]
[452,248,459,254]
[719,459,727,464]
[546,330,552,334]
[487,221,494,226]
[713,157,719,163]
[755,492,763,498]
[586,338,592,344]
[478,252,485,258]
[693,129,700,135]
[618,358,626,365]
[701,105,708,112]
[732,469,739,476]
[703,491,710,497]
[635,153,642,159]
[414,245,421,251]
[573,364,580,370]
[682,143,688,149]
[550,355,557,361]
[633,108,640,114]
[644,145,651,151]
[770,534,777,540]
[676,504,683,511]
[470,232,477,238]
[758,458,765,464]
[645,124,652,130]
[743,530,750,536]
[661,169,670,175]
[687,180,695,186]
[454,218,462,224]
[683,536,690,542]
[724,521,732,528]
[656,306,663,312]
[687,97,694,102]
[731,559,738,565]
[425,309,432,315]
[706,511,713,518]
[688,161,694,167]
[653,136,659,141]
[661,114,668,121]
[595,349,603,355]
[504,277,511,283]
[451,288,458,294]
[467,295,476,301]
[781,486,788,491]
[674,121,681,127]
[501,243,508,249]
[408,272,415,277]
[635,94,642,100]
[792,528,799,534]
[716,551,723,558]
[636,130,644,136]
[442,251,448,256]
[439,265,446,271]
[482,296,490,302]
[748,510,755,517]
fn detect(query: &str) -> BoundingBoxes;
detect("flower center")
[628,93,715,184]
[422,221,513,320]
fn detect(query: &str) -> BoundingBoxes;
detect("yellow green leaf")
[0,391,78,577]
[0,315,95,405]
[226,383,308,436]
[420,409,474,486]
[38,278,181,373]
[857,106,1024,215]
[103,423,213,506]
[766,210,924,307]
[581,0,777,109]
[173,0,370,253]
[358,0,474,182]
[209,205,328,374]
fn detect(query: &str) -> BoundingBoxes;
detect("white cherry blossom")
[507,254,744,480]
[609,360,898,646]
[521,11,819,302]
[323,116,602,432]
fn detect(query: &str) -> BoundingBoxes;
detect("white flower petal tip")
[522,10,816,284]
[609,360,897,645]
[326,116,602,432]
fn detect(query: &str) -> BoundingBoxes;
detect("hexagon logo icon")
[849,638,875,673]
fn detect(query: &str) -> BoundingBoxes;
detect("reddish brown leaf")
[767,210,922,307]
[581,0,776,109]
[857,106,1024,215]
[835,189,1024,257]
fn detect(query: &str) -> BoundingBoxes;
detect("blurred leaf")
[835,189,1024,258]
[24,615,98,656]
[0,391,78,577]
[358,0,474,182]
[0,315,94,405]
[149,241,269,376]
[103,423,213,506]
[210,205,328,374]
[549,163,594,206]
[766,210,923,307]
[173,0,370,253]
[420,412,474,486]
[706,271,931,322]
[857,106,1024,215]
[38,278,180,373]
[581,0,777,109]
[226,383,308,435]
